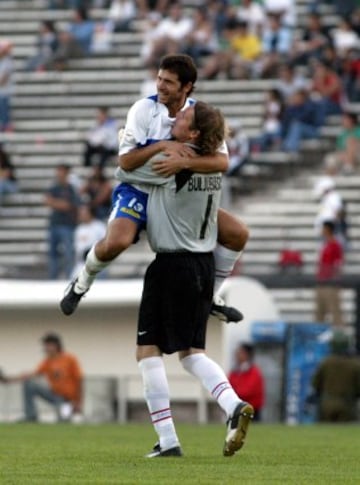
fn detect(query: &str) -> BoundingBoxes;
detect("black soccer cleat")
[210,295,244,323]
[60,280,87,316]
[145,442,183,458]
[223,402,254,457]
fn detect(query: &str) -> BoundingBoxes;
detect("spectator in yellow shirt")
[201,19,261,79]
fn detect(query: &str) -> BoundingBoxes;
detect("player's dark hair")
[191,101,226,155]
[159,54,197,95]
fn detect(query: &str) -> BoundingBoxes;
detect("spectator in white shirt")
[106,0,136,32]
[72,205,107,279]
[144,2,192,65]
[83,106,118,168]
[236,0,265,35]
[331,17,360,59]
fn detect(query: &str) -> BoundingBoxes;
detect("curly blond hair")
[191,101,227,155]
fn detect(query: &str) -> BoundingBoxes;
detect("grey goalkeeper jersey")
[115,155,222,253]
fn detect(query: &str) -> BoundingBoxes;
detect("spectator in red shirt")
[228,343,265,421]
[311,60,343,125]
[315,220,344,326]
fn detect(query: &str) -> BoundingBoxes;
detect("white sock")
[75,245,110,294]
[138,356,179,451]
[213,244,242,296]
[181,353,241,417]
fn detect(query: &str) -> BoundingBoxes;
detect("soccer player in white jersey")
[126,101,254,457]
[60,55,249,319]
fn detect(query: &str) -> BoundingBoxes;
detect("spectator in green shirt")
[324,112,360,174]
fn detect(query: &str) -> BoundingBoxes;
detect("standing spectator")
[0,144,17,206]
[281,89,321,152]
[73,205,106,278]
[323,112,360,174]
[228,343,265,421]
[26,21,59,72]
[0,333,83,423]
[311,60,343,124]
[259,13,292,78]
[315,221,344,326]
[0,40,13,132]
[313,176,346,243]
[83,107,118,168]
[80,166,112,220]
[53,8,94,69]
[312,332,360,422]
[45,163,81,279]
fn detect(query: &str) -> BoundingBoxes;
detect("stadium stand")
[0,0,359,329]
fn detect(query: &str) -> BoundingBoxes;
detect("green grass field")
[1,423,360,484]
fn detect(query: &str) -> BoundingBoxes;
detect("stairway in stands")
[0,0,358,327]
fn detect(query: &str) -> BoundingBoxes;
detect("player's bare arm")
[119,140,195,171]
[153,151,229,177]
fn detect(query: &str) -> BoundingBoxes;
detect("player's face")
[171,107,197,142]
[156,69,192,109]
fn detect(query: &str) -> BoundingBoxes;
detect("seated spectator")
[324,112,360,174]
[315,222,344,326]
[48,0,91,8]
[310,60,343,124]
[106,0,136,33]
[137,0,169,18]
[258,13,292,78]
[53,8,94,69]
[73,205,106,278]
[83,106,118,168]
[45,163,81,279]
[26,21,59,72]
[144,2,193,66]
[254,88,284,151]
[80,166,112,220]
[292,12,331,65]
[263,0,296,28]
[331,17,359,59]
[235,0,265,35]
[0,144,17,206]
[0,40,13,132]
[226,121,249,175]
[182,7,219,65]
[281,89,321,152]
[312,332,360,422]
[201,19,261,79]
[343,47,360,102]
[228,343,265,421]
[0,333,83,423]
[275,63,309,101]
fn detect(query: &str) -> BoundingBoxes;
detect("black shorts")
[137,252,215,354]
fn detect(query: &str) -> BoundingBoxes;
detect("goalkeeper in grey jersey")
[122,101,253,458]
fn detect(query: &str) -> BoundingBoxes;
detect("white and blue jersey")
[111,94,227,240]
[110,94,196,232]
